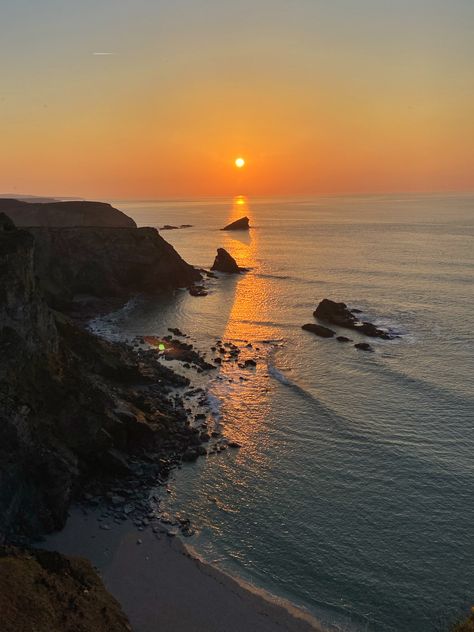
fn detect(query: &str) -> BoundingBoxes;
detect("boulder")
[354,342,373,352]
[336,336,351,342]
[189,285,208,296]
[314,299,358,328]
[314,299,393,340]
[301,323,336,338]
[211,248,241,273]
[221,216,249,231]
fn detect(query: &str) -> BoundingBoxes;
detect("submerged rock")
[302,323,336,338]
[354,342,373,352]
[221,216,249,231]
[211,248,241,274]
[189,285,208,296]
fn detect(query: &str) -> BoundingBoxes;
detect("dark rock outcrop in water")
[0,199,136,228]
[354,342,373,352]
[0,216,201,540]
[0,546,131,631]
[211,248,241,274]
[221,216,249,231]
[314,299,393,339]
[336,336,351,342]
[29,225,200,309]
[301,323,336,338]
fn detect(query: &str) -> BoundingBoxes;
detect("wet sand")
[44,507,323,632]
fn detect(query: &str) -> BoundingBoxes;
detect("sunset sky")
[1,0,473,198]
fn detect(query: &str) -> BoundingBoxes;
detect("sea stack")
[211,248,241,273]
[314,298,393,340]
[221,216,249,231]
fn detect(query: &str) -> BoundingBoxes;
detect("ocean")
[93,194,474,631]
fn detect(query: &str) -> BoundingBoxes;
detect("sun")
[235,157,245,169]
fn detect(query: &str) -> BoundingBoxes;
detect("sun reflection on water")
[208,198,282,467]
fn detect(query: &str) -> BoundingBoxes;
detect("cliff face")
[0,216,197,540]
[29,225,200,307]
[0,199,137,228]
[0,214,58,354]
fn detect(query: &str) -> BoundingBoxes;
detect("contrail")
[93,52,116,56]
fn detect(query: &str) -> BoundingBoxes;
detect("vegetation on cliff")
[0,199,137,228]
[0,546,130,632]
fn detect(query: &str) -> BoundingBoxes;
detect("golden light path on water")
[205,195,284,486]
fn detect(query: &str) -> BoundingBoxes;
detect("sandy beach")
[43,507,323,632]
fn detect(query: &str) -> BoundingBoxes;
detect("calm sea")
[97,194,474,631]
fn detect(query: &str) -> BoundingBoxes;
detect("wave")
[206,393,223,420]
[267,360,329,412]
[254,273,293,280]
[254,272,330,285]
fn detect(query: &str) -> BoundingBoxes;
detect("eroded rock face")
[221,216,249,231]
[0,546,131,632]
[314,299,393,339]
[0,199,137,228]
[0,217,201,540]
[29,226,201,308]
[211,248,241,274]
[0,214,58,355]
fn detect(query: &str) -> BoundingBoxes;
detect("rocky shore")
[0,203,222,628]
[0,200,276,630]
[0,211,206,540]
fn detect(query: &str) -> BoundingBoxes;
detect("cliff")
[0,199,137,228]
[0,546,130,632]
[29,225,200,308]
[0,215,198,540]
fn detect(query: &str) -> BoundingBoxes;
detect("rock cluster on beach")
[221,216,249,231]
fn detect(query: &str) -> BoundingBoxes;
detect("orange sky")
[1,1,473,198]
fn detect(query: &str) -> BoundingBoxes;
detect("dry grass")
[0,546,131,632]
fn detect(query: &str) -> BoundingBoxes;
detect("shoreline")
[43,506,325,632]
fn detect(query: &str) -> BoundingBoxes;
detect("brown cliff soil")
[0,546,130,632]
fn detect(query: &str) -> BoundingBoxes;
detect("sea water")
[97,194,474,631]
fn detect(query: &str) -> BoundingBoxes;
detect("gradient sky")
[1,0,473,198]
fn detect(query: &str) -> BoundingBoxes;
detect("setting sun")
[235,157,245,169]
